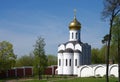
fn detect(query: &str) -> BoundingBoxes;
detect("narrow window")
[69,59,71,66]
[72,33,73,39]
[66,59,67,66]
[59,59,61,66]
[79,33,80,39]
[75,59,77,66]
[76,33,77,39]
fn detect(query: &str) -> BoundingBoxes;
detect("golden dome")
[69,16,81,30]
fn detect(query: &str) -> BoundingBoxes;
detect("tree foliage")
[112,15,120,44]
[112,15,120,81]
[0,41,16,72]
[102,0,120,20]
[47,54,57,66]
[33,37,47,78]
[15,53,34,67]
[91,48,101,64]
[102,0,120,82]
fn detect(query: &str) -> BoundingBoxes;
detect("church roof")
[64,41,83,46]
[58,50,64,53]
[58,41,83,48]
[58,48,82,53]
[64,48,74,53]
[74,50,81,53]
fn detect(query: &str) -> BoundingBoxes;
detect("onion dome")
[69,16,81,30]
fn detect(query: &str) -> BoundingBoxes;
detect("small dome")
[69,17,81,30]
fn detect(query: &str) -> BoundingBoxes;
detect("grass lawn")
[0,77,118,82]
[21,78,118,82]
[55,77,118,82]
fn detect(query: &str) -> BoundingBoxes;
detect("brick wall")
[0,65,57,78]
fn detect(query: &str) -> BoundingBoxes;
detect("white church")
[57,13,91,75]
[56,12,118,77]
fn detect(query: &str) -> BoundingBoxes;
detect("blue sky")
[0,0,109,57]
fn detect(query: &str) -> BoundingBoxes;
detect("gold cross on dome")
[74,9,77,18]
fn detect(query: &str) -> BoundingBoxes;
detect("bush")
[103,74,106,78]
[95,74,102,78]
[110,74,115,78]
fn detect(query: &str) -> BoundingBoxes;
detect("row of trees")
[0,37,57,79]
[92,14,120,64]
[15,53,57,67]
[91,41,118,64]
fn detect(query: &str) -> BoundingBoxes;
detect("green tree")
[112,15,120,82]
[47,54,57,66]
[33,37,47,80]
[15,53,34,67]
[0,41,16,72]
[102,0,120,82]
[91,48,101,64]
[101,34,109,63]
[99,45,106,63]
[109,44,117,63]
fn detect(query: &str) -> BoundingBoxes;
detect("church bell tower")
[69,10,81,42]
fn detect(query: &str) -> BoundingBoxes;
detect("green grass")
[0,77,118,82]
[23,78,117,82]
[56,77,117,82]
[20,77,118,82]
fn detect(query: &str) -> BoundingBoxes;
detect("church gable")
[58,44,65,51]
[75,44,82,51]
[66,43,74,50]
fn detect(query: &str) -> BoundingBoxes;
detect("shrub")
[95,74,102,78]
[110,74,115,78]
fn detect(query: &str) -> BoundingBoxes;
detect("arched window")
[59,59,61,66]
[69,59,71,66]
[75,59,77,66]
[66,59,68,66]
[76,33,77,39]
[72,33,73,39]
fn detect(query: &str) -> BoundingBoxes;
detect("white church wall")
[93,65,106,77]
[75,44,82,51]
[73,53,80,75]
[109,64,118,77]
[77,64,118,78]
[63,53,73,75]
[78,65,93,77]
[58,44,65,51]
[66,43,74,50]
[57,53,63,75]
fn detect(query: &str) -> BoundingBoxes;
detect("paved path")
[6,78,33,82]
